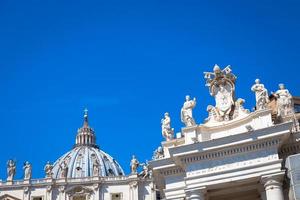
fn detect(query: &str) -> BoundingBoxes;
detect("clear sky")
[0,0,299,179]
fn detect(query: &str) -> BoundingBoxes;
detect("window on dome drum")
[32,197,43,200]
[111,193,122,200]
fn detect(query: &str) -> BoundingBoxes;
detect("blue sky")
[0,0,299,179]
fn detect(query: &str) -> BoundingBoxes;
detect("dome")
[52,146,124,178]
[51,109,125,178]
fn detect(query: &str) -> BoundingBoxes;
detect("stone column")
[185,187,206,200]
[261,173,284,200]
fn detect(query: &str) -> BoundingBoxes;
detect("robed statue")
[130,155,139,174]
[251,79,269,110]
[181,95,196,126]
[275,83,294,117]
[44,161,53,178]
[23,161,32,180]
[7,159,16,181]
[161,112,174,141]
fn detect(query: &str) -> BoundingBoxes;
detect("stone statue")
[181,95,196,126]
[60,161,68,178]
[214,81,234,121]
[204,65,236,121]
[251,79,269,110]
[233,98,250,119]
[152,146,164,160]
[92,158,100,176]
[205,105,219,123]
[6,159,16,181]
[139,161,152,179]
[130,155,139,174]
[204,65,249,123]
[44,161,53,178]
[161,112,174,141]
[275,83,294,117]
[23,161,32,180]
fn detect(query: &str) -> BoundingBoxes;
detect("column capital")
[260,172,285,200]
[185,186,206,200]
[261,172,285,190]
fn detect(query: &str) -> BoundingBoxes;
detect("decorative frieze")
[186,150,278,177]
[160,167,185,176]
[181,138,281,165]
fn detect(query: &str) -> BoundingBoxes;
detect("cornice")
[169,122,292,158]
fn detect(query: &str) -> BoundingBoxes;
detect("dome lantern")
[75,109,98,148]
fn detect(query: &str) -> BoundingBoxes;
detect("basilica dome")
[51,110,124,178]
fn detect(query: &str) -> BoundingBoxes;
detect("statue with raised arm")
[44,161,53,178]
[251,79,269,110]
[23,161,32,180]
[130,155,139,174]
[181,95,196,126]
[161,112,174,141]
[7,159,16,181]
[139,161,152,179]
[275,83,294,117]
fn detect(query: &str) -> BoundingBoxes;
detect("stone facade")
[1,65,300,200]
[150,65,300,200]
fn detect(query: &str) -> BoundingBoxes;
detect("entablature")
[170,122,292,159]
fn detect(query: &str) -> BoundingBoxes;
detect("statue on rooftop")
[161,112,174,141]
[181,95,196,127]
[205,105,219,123]
[139,161,152,179]
[7,159,16,181]
[44,161,53,178]
[60,160,68,178]
[152,146,164,160]
[275,83,294,117]
[130,155,139,174]
[23,161,32,180]
[251,79,269,110]
[204,65,236,121]
[204,65,249,123]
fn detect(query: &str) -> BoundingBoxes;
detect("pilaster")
[58,185,66,200]
[129,174,139,200]
[23,186,31,200]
